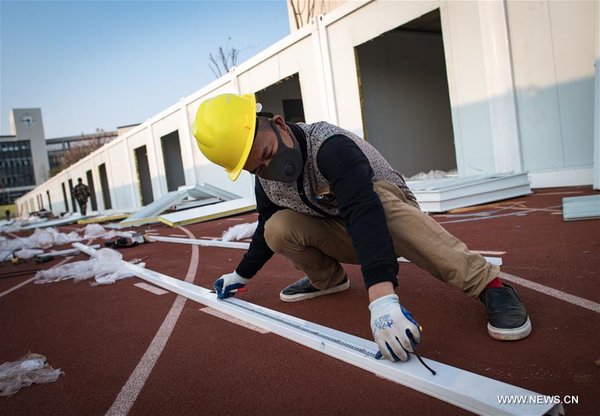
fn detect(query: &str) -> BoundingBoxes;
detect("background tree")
[209,37,240,78]
[49,141,104,177]
[289,0,317,30]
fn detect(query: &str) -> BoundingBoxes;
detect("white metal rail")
[73,243,563,416]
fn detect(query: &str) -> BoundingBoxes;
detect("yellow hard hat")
[192,93,256,181]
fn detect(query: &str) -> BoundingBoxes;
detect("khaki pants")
[263,180,498,297]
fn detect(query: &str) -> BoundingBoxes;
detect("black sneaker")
[479,284,532,341]
[280,276,350,302]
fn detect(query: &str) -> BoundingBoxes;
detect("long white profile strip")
[72,243,563,416]
[398,256,502,266]
[36,244,101,259]
[146,236,503,266]
[144,235,250,249]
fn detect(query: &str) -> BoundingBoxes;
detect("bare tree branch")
[208,38,240,79]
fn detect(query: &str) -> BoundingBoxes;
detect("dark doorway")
[98,163,112,210]
[161,131,186,192]
[255,73,305,122]
[46,190,52,211]
[355,9,456,177]
[134,145,154,206]
[282,99,305,123]
[68,179,76,213]
[61,182,69,212]
[86,170,98,211]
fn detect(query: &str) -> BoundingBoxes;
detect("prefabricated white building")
[16,0,600,216]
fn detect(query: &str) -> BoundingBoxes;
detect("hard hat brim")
[226,94,256,181]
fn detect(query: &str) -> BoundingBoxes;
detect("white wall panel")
[441,0,496,175]
[507,0,596,173]
[107,140,135,209]
[595,0,600,189]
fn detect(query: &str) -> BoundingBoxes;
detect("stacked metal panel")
[407,173,531,213]
[116,184,253,228]
[562,194,600,221]
[158,197,256,227]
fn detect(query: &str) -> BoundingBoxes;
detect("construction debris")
[0,228,81,262]
[0,224,137,263]
[0,353,64,397]
[562,194,600,221]
[34,248,144,286]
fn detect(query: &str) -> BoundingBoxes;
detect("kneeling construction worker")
[193,93,531,362]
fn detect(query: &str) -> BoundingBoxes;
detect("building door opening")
[134,145,154,206]
[61,182,69,212]
[86,170,98,211]
[355,9,456,178]
[68,179,76,213]
[46,190,52,211]
[255,73,305,122]
[161,131,186,192]
[98,163,112,210]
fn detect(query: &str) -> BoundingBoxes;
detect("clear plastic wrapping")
[0,353,64,397]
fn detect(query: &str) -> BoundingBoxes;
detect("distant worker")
[4,209,10,221]
[193,93,531,363]
[72,178,91,216]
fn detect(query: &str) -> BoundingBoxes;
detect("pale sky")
[0,0,290,138]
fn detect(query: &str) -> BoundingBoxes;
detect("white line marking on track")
[134,282,169,296]
[106,226,199,416]
[0,256,73,299]
[439,206,561,224]
[499,272,600,314]
[200,307,270,334]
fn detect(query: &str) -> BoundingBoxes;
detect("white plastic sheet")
[0,353,64,397]
[0,225,134,262]
[0,227,85,262]
[34,248,144,285]
[222,221,258,242]
[83,223,133,240]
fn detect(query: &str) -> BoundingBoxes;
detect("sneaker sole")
[280,280,350,302]
[487,317,532,341]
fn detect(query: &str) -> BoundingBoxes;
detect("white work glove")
[369,294,421,362]
[213,271,250,299]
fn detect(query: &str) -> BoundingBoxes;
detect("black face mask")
[259,120,303,182]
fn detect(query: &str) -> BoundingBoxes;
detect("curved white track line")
[106,227,199,416]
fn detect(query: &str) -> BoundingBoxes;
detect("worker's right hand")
[213,271,250,299]
[369,294,421,362]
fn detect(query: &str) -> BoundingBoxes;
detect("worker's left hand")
[213,271,250,299]
[369,294,421,362]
